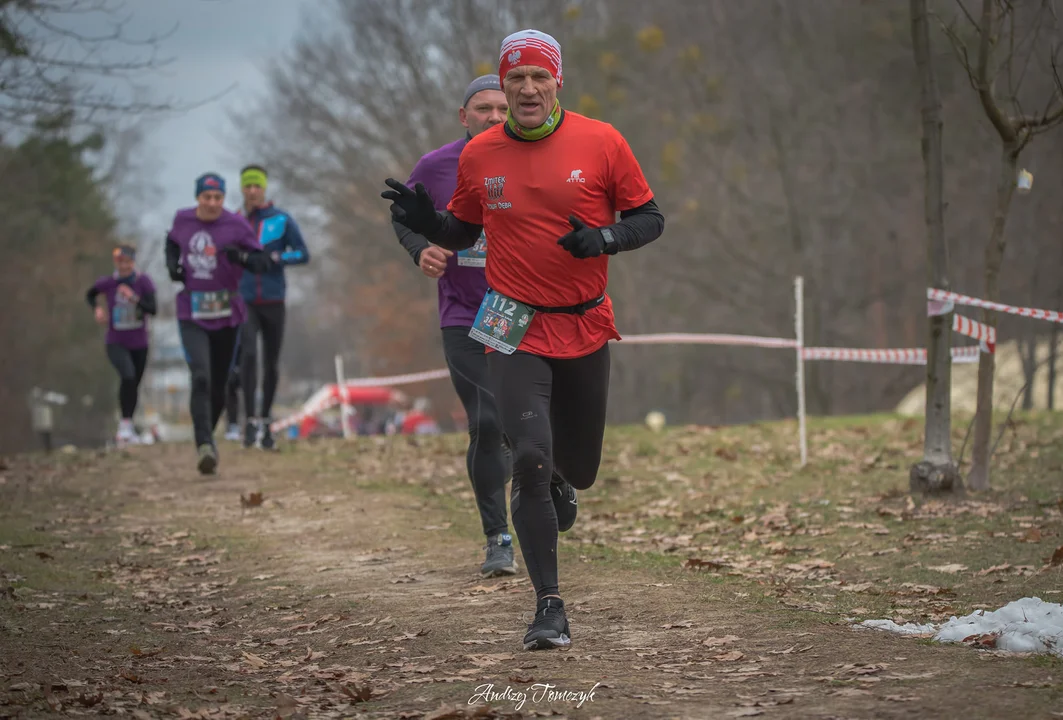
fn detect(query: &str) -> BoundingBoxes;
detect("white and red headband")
[499,29,563,88]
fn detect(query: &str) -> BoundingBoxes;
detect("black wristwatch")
[601,227,617,254]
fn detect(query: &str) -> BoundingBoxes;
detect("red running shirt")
[447,111,654,359]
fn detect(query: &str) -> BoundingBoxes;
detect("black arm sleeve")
[393,220,431,266]
[604,198,665,254]
[424,211,483,252]
[137,291,157,316]
[86,286,101,308]
[165,235,184,282]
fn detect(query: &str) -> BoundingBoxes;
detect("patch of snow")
[861,619,937,635]
[858,597,1063,657]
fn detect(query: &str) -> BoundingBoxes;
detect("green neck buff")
[506,100,562,141]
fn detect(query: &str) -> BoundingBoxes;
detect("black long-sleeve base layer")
[423,198,664,257]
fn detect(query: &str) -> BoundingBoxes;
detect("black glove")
[223,246,248,266]
[381,178,441,237]
[557,215,606,259]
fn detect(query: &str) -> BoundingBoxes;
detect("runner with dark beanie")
[392,74,517,578]
[86,244,157,446]
[383,30,665,650]
[166,172,273,474]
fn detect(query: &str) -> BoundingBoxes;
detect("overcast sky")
[120,0,318,229]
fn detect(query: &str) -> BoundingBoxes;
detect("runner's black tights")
[106,344,148,419]
[179,321,239,447]
[487,344,610,600]
[442,326,510,538]
[241,302,286,420]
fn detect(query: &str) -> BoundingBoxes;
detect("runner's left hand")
[223,246,248,266]
[557,215,605,259]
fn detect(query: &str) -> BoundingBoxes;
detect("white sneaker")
[224,424,241,441]
[116,420,137,447]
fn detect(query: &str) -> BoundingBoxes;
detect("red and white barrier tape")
[928,288,1063,324]
[952,314,995,352]
[927,297,997,352]
[801,346,980,364]
[271,328,990,432]
[344,368,452,387]
[617,332,799,349]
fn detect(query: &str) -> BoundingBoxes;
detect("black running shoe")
[523,597,571,650]
[243,420,258,449]
[197,443,218,475]
[481,533,518,577]
[551,473,578,532]
[260,421,276,451]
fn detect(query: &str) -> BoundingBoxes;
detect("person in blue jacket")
[236,164,311,449]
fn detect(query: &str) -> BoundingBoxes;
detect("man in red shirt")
[382,29,664,651]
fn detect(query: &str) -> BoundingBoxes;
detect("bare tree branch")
[976,0,1018,142]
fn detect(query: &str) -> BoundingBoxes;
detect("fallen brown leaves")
[423,703,519,719]
[702,635,741,647]
[240,491,264,508]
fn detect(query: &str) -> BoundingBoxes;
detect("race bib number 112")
[469,290,534,355]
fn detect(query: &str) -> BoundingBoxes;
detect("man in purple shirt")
[166,172,272,474]
[393,75,516,578]
[86,244,157,446]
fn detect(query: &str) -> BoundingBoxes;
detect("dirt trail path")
[2,439,1061,719]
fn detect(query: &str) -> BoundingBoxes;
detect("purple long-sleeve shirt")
[404,136,489,328]
[167,208,262,330]
[90,273,156,349]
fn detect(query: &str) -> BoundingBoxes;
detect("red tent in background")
[293,385,406,439]
[339,386,402,405]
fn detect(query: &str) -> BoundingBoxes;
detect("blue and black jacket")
[238,202,311,304]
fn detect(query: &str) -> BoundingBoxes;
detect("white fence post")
[795,276,808,467]
[334,354,352,439]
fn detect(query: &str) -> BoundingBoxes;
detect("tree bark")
[1020,335,1037,410]
[1050,325,1058,410]
[967,143,1018,491]
[909,0,961,494]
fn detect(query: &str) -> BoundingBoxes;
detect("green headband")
[240,168,268,189]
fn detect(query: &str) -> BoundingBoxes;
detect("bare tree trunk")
[968,143,1018,491]
[1020,335,1037,410]
[1050,325,1059,410]
[909,0,961,493]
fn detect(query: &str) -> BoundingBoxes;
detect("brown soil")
[1,432,1061,720]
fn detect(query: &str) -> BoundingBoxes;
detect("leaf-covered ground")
[2,412,1062,719]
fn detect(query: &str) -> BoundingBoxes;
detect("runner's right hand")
[418,246,453,279]
[382,179,441,237]
[94,306,107,325]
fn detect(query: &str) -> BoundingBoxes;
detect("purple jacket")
[404,136,489,328]
[166,208,262,330]
[89,272,156,349]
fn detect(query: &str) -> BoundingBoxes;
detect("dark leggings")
[179,321,239,447]
[442,326,510,538]
[225,338,242,426]
[106,344,148,419]
[487,343,610,600]
[241,302,286,420]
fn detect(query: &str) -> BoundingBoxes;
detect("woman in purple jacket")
[86,244,157,447]
[165,172,272,474]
